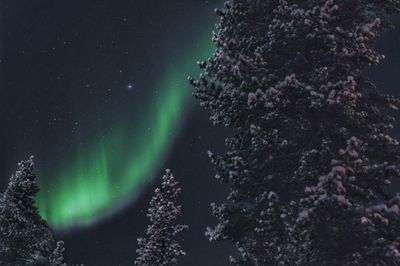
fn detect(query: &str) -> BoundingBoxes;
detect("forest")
[2,0,400,265]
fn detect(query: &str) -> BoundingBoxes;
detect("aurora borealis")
[1,1,241,265]
[35,33,214,229]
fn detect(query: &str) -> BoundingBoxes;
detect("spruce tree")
[0,157,75,266]
[134,169,188,266]
[0,156,54,265]
[48,241,67,266]
[190,0,400,265]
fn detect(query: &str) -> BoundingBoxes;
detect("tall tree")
[190,0,400,265]
[134,169,188,266]
[0,157,75,266]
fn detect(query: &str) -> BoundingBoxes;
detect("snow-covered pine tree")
[134,169,188,266]
[48,241,83,266]
[48,241,67,266]
[190,0,400,265]
[0,156,54,265]
[0,157,76,266]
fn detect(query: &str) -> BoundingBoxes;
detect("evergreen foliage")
[0,157,78,266]
[190,0,400,265]
[134,169,188,266]
[49,241,67,266]
[0,156,55,265]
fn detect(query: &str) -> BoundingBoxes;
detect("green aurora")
[36,33,214,230]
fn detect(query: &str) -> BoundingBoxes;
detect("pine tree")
[0,156,54,265]
[190,0,400,265]
[134,169,188,266]
[48,241,67,266]
[0,157,76,266]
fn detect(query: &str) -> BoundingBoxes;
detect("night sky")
[1,1,400,266]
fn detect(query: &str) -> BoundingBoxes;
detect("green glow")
[36,33,214,230]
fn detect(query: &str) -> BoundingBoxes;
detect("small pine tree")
[49,241,67,266]
[134,169,188,266]
[0,157,78,266]
[190,0,400,265]
[0,156,55,265]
